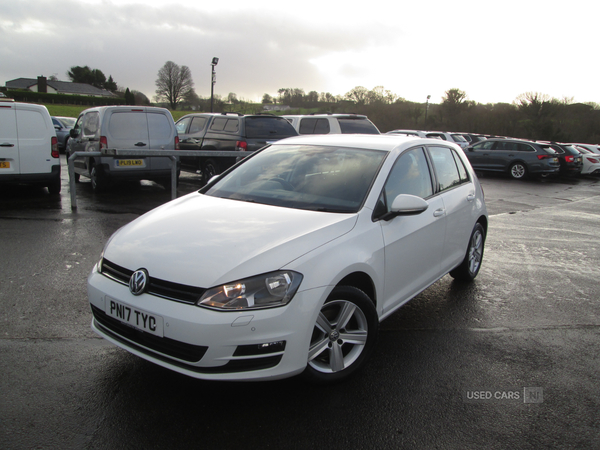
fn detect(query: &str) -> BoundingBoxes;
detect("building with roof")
[5,76,116,97]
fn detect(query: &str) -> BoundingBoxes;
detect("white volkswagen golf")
[88,134,488,382]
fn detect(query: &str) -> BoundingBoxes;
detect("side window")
[224,118,239,133]
[380,147,433,211]
[314,118,330,134]
[82,112,99,137]
[73,115,83,135]
[428,146,462,191]
[518,143,535,152]
[474,140,495,150]
[176,117,192,134]
[299,118,317,134]
[210,118,227,131]
[189,117,208,134]
[451,150,470,182]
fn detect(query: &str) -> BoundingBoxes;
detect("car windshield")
[204,144,387,213]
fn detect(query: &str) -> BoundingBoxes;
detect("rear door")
[15,105,54,174]
[0,102,19,175]
[378,147,446,315]
[104,108,152,171]
[146,110,176,170]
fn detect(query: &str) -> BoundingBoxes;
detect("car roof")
[274,133,452,152]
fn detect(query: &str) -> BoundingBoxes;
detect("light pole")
[210,57,219,112]
[424,95,431,126]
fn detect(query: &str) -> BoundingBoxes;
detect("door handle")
[0,143,15,147]
[467,194,475,202]
[135,142,147,147]
[433,208,445,217]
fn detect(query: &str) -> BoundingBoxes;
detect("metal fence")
[67,149,251,210]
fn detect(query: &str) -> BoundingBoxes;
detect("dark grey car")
[465,138,560,179]
[175,113,298,181]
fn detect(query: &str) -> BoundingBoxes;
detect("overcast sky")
[1,0,598,105]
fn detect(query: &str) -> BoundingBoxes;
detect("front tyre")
[450,222,485,281]
[303,286,378,383]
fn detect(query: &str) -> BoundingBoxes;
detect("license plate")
[115,159,145,167]
[105,297,164,337]
[0,161,10,169]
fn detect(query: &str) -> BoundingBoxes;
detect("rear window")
[108,112,148,140]
[245,117,298,139]
[338,118,379,134]
[451,134,468,142]
[147,113,173,140]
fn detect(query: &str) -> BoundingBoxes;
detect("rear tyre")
[450,223,485,282]
[48,177,61,195]
[203,159,220,183]
[89,163,106,192]
[303,286,378,383]
[509,162,527,180]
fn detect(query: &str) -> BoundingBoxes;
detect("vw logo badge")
[129,269,148,296]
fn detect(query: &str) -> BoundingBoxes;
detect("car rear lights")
[100,136,108,150]
[587,157,599,164]
[565,155,575,163]
[537,154,553,160]
[235,141,247,151]
[175,136,180,150]
[51,136,59,158]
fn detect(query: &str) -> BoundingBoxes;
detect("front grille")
[101,258,205,304]
[92,304,208,362]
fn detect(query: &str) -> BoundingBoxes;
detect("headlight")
[198,271,303,311]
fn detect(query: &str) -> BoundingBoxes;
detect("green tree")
[67,65,117,91]
[155,61,195,110]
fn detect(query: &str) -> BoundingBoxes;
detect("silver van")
[0,99,61,194]
[67,106,179,191]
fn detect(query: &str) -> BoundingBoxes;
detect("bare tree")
[155,61,195,110]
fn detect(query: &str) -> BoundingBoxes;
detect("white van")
[0,99,61,194]
[67,106,179,191]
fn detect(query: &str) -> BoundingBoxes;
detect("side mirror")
[69,129,79,138]
[380,194,429,221]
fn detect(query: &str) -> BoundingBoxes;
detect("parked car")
[424,131,469,149]
[67,106,179,191]
[465,138,560,179]
[284,114,380,136]
[573,146,600,175]
[176,113,298,181]
[455,133,487,144]
[386,129,429,138]
[0,99,61,193]
[52,116,76,153]
[540,142,583,176]
[88,134,488,382]
[570,143,600,154]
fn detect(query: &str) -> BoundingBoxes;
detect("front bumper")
[88,266,325,381]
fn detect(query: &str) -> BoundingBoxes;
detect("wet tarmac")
[1,158,599,449]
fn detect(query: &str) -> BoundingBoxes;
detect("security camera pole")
[211,57,219,112]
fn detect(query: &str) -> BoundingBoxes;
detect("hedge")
[5,90,126,106]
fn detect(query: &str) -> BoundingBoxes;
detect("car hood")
[103,192,358,288]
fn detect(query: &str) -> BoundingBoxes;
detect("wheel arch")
[335,271,377,307]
